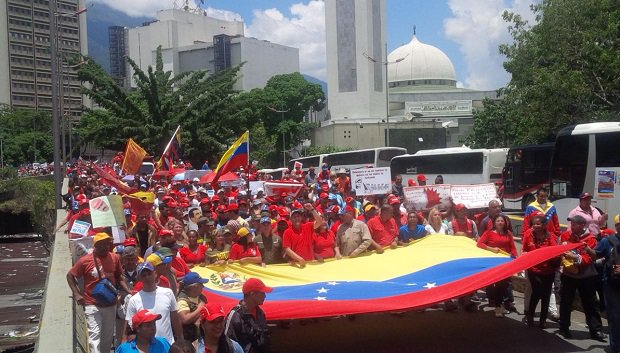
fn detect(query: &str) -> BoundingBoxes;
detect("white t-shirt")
[126,286,178,343]
[425,223,449,235]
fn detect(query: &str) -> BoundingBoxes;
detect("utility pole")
[49,0,62,209]
[268,105,290,168]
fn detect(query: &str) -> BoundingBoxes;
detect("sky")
[88,0,538,90]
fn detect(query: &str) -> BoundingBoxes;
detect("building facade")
[122,9,299,92]
[0,0,88,120]
[316,3,499,153]
[108,25,127,87]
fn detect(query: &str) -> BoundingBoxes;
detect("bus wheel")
[521,194,535,211]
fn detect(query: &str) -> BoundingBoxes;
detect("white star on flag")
[317,287,329,293]
[314,296,327,301]
[423,282,437,289]
[327,281,340,286]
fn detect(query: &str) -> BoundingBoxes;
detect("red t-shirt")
[282,222,315,261]
[228,242,262,260]
[313,230,336,259]
[69,252,122,306]
[330,220,341,235]
[477,230,518,257]
[521,229,560,274]
[178,244,208,264]
[367,217,398,247]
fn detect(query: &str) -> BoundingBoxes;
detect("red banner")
[263,181,305,197]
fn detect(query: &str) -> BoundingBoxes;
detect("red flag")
[93,165,137,195]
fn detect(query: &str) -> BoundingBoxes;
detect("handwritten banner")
[350,167,392,196]
[249,181,265,195]
[450,183,497,209]
[403,185,451,210]
[263,181,304,197]
[403,183,497,210]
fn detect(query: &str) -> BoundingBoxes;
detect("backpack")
[606,235,620,286]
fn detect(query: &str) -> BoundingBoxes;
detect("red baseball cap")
[345,197,354,203]
[319,192,328,200]
[123,238,138,247]
[166,201,179,208]
[200,198,212,205]
[455,203,468,212]
[407,179,417,186]
[417,174,427,181]
[216,205,227,212]
[227,204,239,212]
[201,303,226,322]
[280,192,287,198]
[268,205,278,212]
[388,196,400,205]
[242,278,273,294]
[344,205,356,215]
[211,195,220,202]
[158,229,174,237]
[131,309,161,329]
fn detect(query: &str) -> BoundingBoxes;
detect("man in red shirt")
[67,232,130,353]
[282,203,323,267]
[367,204,398,248]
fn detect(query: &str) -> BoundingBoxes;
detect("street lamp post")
[268,105,290,168]
[49,2,88,208]
[363,46,408,147]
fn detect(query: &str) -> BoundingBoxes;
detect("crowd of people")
[61,159,620,353]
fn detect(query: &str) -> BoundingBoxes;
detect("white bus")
[549,122,620,228]
[323,147,407,172]
[390,147,508,185]
[288,154,328,172]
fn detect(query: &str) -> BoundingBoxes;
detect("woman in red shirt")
[477,214,518,318]
[312,218,336,261]
[521,212,560,327]
[228,228,262,265]
[178,230,208,267]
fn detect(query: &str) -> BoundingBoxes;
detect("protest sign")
[69,236,93,263]
[450,183,498,209]
[69,220,91,238]
[264,181,304,197]
[350,167,392,196]
[89,195,125,228]
[249,181,265,195]
[403,185,451,210]
[111,226,126,244]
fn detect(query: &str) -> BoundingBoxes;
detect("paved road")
[270,285,610,353]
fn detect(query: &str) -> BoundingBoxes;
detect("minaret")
[324,0,386,121]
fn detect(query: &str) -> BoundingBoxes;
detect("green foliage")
[0,168,18,180]
[0,104,54,165]
[467,0,620,147]
[233,72,325,166]
[76,47,245,164]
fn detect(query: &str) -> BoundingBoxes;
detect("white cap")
[192,177,200,182]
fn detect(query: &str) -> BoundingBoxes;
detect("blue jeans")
[605,282,620,353]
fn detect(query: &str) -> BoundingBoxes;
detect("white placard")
[69,236,93,263]
[249,181,265,195]
[69,220,91,238]
[403,185,451,210]
[350,167,392,196]
[111,226,126,244]
[450,183,498,209]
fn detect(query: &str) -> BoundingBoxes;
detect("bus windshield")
[550,134,588,198]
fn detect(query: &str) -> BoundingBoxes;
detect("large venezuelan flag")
[211,131,249,185]
[193,235,579,320]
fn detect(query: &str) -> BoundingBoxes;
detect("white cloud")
[203,6,243,22]
[88,0,171,17]
[443,0,537,90]
[246,1,326,80]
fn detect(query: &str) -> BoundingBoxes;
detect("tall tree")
[76,47,244,164]
[466,0,620,147]
[0,105,53,166]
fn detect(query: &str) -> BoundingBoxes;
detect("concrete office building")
[123,9,299,91]
[0,0,88,119]
[315,0,499,152]
[108,25,127,87]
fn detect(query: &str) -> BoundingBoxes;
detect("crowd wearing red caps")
[61,159,619,352]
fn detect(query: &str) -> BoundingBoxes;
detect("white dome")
[387,36,456,85]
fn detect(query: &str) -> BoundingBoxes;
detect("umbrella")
[172,172,185,181]
[199,171,240,184]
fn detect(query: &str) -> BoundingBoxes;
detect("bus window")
[595,131,620,167]
[551,134,588,198]
[378,149,406,163]
[400,153,484,175]
[325,150,374,167]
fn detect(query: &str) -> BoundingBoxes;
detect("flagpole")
[161,125,181,157]
[246,130,250,169]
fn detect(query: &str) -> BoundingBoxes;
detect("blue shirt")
[115,337,170,353]
[595,234,620,282]
[398,224,427,243]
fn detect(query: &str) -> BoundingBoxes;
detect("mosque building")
[313,0,499,153]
